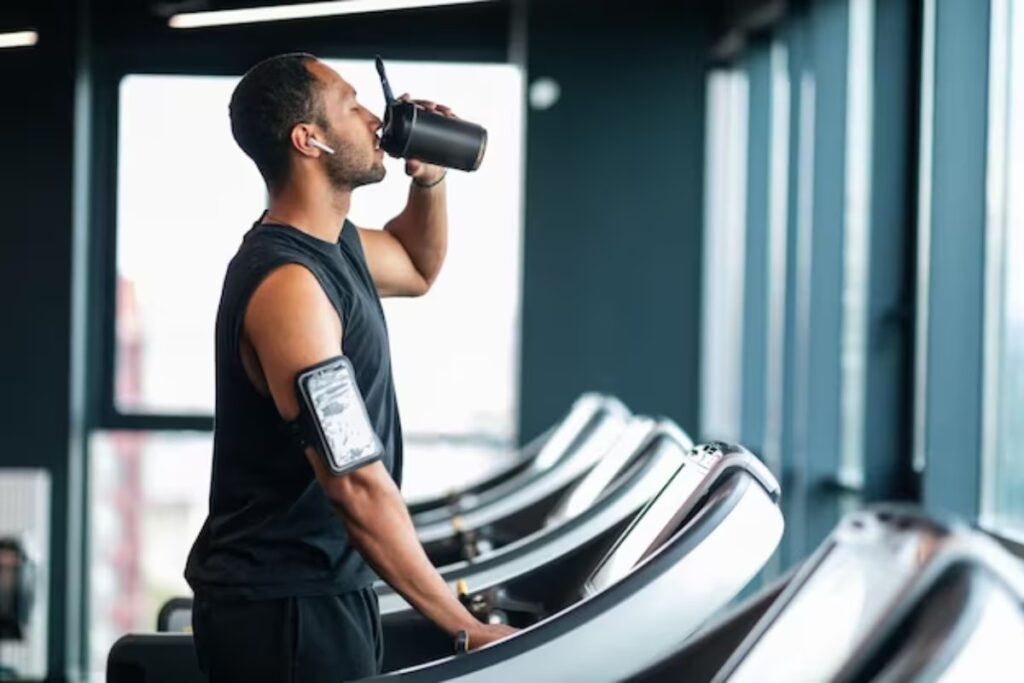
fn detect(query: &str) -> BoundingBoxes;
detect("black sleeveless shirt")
[185,217,403,599]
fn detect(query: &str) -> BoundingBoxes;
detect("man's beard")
[321,129,386,191]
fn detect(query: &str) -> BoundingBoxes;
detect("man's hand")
[398,93,457,186]
[466,623,520,651]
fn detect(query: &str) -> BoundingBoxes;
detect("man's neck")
[263,181,352,243]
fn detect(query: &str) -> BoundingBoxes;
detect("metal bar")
[858,0,919,502]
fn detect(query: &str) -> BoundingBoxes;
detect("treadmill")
[370,441,783,678]
[414,395,633,566]
[407,393,628,519]
[377,416,692,663]
[683,505,1024,683]
[106,442,783,683]
[844,533,1024,683]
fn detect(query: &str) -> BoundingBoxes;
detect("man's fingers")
[422,102,459,119]
[401,95,459,119]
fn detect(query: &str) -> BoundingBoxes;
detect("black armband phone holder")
[287,356,384,476]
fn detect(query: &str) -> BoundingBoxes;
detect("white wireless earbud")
[308,138,336,155]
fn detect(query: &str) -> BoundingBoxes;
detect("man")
[184,53,516,682]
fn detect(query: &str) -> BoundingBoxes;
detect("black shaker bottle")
[375,55,488,172]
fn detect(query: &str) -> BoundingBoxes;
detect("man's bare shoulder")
[253,263,322,302]
[245,263,340,341]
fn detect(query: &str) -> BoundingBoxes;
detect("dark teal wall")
[519,0,710,438]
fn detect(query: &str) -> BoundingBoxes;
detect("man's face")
[307,61,386,190]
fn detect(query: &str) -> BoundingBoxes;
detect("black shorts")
[192,587,384,682]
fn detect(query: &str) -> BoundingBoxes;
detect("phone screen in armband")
[296,356,384,475]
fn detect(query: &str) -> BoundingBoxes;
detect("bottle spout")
[375,55,396,104]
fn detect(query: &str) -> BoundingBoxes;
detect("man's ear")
[290,123,324,158]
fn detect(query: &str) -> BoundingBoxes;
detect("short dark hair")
[229,52,325,190]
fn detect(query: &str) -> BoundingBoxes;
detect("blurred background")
[0,0,1020,680]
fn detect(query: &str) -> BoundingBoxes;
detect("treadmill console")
[582,442,743,597]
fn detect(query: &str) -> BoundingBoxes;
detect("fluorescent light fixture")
[0,30,38,49]
[169,0,495,29]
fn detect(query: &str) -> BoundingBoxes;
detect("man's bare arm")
[358,177,447,299]
[358,98,453,299]
[244,263,514,646]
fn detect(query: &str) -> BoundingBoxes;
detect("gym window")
[110,62,525,433]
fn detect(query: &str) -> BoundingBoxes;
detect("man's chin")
[345,166,386,190]
[362,162,387,185]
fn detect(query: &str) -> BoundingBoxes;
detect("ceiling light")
[169,0,495,29]
[0,31,38,49]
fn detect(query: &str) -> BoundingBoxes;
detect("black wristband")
[413,170,447,189]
